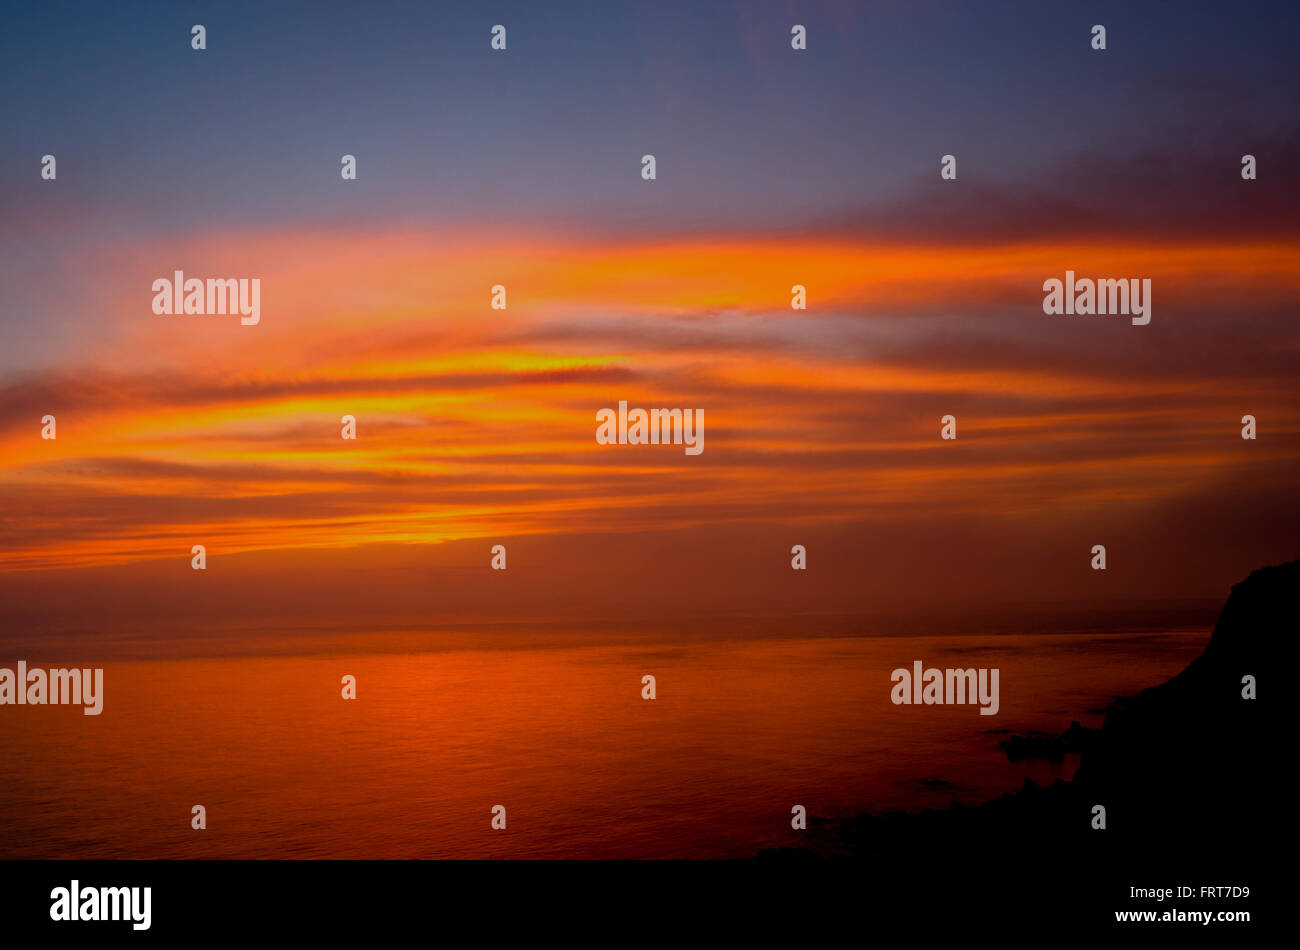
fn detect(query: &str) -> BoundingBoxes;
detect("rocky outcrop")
[759,559,1286,863]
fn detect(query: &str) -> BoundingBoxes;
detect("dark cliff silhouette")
[756,561,1284,921]
[997,720,1095,761]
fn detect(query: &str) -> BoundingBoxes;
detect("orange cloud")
[1,227,1297,572]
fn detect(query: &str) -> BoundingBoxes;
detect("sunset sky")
[1,0,1297,648]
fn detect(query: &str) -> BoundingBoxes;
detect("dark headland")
[754,560,1285,923]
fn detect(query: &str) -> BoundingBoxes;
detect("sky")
[0,1,1297,647]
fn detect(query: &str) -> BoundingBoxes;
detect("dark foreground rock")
[998,720,1096,761]
[758,560,1286,877]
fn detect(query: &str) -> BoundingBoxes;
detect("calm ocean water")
[0,630,1206,858]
